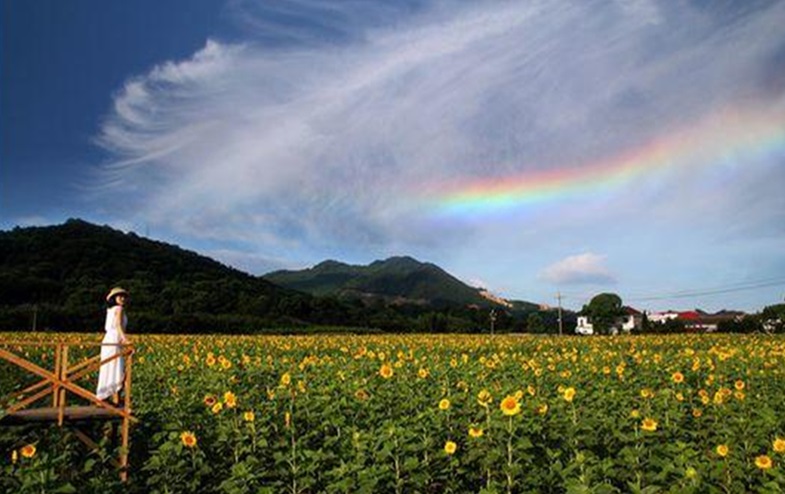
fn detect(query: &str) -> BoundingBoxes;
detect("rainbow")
[423,104,785,220]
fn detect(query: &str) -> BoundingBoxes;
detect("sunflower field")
[2,332,785,493]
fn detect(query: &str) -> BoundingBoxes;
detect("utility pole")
[557,292,563,336]
[489,309,496,336]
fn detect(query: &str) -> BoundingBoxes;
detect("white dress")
[96,306,126,400]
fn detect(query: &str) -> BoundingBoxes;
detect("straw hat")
[106,287,130,302]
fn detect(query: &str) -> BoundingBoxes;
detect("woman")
[97,287,130,401]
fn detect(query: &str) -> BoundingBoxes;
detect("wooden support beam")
[0,341,137,482]
[72,427,122,469]
[53,345,61,408]
[5,386,54,414]
[120,351,133,481]
[58,345,68,426]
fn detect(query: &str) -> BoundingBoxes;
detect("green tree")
[582,293,624,335]
[640,311,651,334]
[527,312,546,334]
[760,303,785,333]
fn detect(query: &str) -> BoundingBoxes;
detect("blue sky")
[2,0,784,313]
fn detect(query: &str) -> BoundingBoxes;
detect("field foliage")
[2,332,785,493]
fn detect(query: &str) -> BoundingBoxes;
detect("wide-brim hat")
[106,287,130,302]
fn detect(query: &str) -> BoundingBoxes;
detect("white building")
[575,316,594,335]
[648,311,679,324]
[575,308,641,335]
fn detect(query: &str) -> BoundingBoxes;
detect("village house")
[575,308,745,335]
[575,307,642,335]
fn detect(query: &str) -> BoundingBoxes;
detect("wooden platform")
[1,405,124,425]
[1,341,136,481]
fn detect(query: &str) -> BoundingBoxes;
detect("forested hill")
[265,256,514,308]
[0,219,546,333]
[0,219,309,332]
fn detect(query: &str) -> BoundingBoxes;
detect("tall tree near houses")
[582,293,624,335]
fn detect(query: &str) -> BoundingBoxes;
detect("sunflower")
[203,394,217,407]
[354,389,370,401]
[773,438,785,454]
[438,398,451,411]
[20,444,36,458]
[418,368,429,379]
[468,426,484,438]
[243,411,255,422]
[280,373,291,386]
[716,444,729,457]
[671,372,684,384]
[641,418,658,432]
[224,391,237,408]
[379,363,394,379]
[563,387,576,403]
[444,440,457,455]
[755,455,773,470]
[180,431,197,448]
[536,403,549,415]
[211,402,223,414]
[500,395,521,416]
[477,389,493,407]
[734,380,745,391]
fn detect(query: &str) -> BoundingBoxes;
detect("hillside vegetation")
[0,220,545,333]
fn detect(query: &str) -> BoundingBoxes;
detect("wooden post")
[58,345,68,426]
[119,347,132,482]
[0,340,136,482]
[53,345,61,408]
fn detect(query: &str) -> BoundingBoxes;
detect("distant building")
[647,309,745,332]
[575,316,593,335]
[575,307,641,335]
[677,310,744,332]
[648,311,679,324]
[576,306,745,335]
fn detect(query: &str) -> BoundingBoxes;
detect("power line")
[626,278,785,302]
[553,276,785,305]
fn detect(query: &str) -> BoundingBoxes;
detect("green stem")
[394,435,402,494]
[506,416,514,494]
[290,398,298,494]
[486,407,492,489]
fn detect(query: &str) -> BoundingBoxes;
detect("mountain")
[0,219,310,332]
[265,255,536,310]
[0,219,543,333]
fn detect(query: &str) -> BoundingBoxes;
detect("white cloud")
[91,0,785,294]
[540,253,616,285]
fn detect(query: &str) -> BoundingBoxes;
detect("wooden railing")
[0,340,137,481]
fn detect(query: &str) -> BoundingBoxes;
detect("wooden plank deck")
[1,406,123,424]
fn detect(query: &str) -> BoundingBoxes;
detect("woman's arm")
[114,306,129,344]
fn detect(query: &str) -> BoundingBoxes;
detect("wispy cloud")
[540,253,616,285]
[91,0,785,305]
